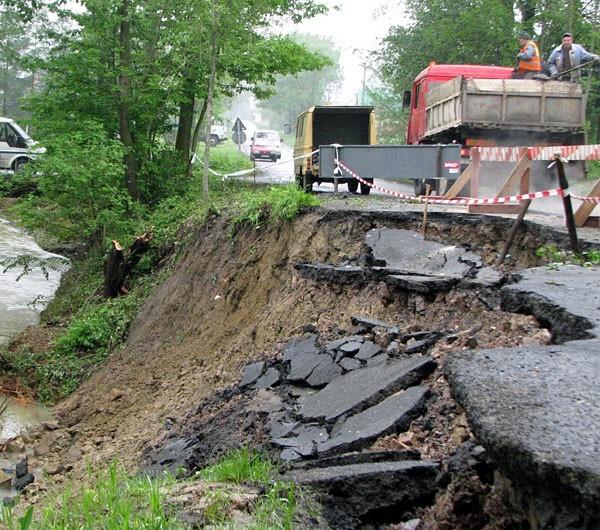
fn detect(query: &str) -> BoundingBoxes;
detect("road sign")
[232,130,247,145]
[232,118,246,132]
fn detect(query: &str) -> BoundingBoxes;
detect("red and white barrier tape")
[571,194,600,204]
[336,160,600,205]
[473,144,600,162]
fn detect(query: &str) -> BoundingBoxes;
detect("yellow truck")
[288,106,377,194]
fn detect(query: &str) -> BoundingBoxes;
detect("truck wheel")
[359,179,372,195]
[302,174,313,193]
[414,178,438,196]
[209,135,219,147]
[347,179,358,193]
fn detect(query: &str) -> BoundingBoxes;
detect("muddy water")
[0,217,67,456]
[0,218,67,346]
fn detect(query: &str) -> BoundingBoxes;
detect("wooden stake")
[496,199,531,268]
[422,184,431,236]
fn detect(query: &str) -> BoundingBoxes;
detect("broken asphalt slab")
[364,228,482,277]
[298,355,436,422]
[316,386,431,456]
[286,460,440,519]
[501,265,600,342]
[445,341,600,529]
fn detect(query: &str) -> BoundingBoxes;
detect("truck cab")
[0,117,39,174]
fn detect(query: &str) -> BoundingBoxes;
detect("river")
[0,218,67,346]
[0,216,67,461]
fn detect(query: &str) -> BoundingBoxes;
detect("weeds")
[197,446,274,484]
[196,447,301,529]
[0,461,185,529]
[537,244,600,269]
[231,184,320,231]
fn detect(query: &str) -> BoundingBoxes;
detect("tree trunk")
[118,0,139,201]
[103,232,154,298]
[201,7,219,200]
[186,98,208,178]
[175,79,195,163]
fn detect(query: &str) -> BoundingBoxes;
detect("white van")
[250,130,281,162]
[0,118,40,173]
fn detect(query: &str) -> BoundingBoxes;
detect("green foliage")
[203,147,254,177]
[0,289,144,402]
[536,244,600,269]
[251,481,297,530]
[6,121,134,244]
[232,184,321,231]
[0,255,69,282]
[198,446,274,485]
[0,460,185,529]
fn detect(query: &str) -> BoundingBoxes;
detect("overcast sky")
[287,0,407,104]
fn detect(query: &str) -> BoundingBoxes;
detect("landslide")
[25,201,553,519]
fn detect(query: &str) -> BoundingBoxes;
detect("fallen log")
[103,231,154,298]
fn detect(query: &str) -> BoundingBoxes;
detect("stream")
[0,216,67,496]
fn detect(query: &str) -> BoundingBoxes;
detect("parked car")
[199,124,228,147]
[0,117,41,174]
[250,130,281,162]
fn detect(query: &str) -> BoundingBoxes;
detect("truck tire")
[347,179,358,193]
[302,174,313,193]
[359,179,372,195]
[209,135,219,147]
[414,178,438,196]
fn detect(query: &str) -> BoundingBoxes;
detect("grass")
[0,461,186,529]
[0,451,303,530]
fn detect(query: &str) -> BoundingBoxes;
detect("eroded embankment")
[19,206,594,526]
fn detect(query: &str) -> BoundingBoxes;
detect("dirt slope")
[23,201,556,525]
[51,209,402,473]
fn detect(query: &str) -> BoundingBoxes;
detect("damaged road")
[138,213,600,529]
[7,198,600,529]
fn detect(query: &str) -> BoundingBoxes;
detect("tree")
[16,0,330,203]
[0,4,53,120]
[256,32,340,127]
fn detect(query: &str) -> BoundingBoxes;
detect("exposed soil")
[6,196,577,527]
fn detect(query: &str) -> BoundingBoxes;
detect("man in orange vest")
[512,31,541,79]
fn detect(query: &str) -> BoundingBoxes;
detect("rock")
[0,470,11,488]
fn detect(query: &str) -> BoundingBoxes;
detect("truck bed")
[425,77,586,137]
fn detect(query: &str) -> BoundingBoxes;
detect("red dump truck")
[404,64,587,195]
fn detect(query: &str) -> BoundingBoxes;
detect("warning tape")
[473,144,600,162]
[571,194,600,204]
[336,160,600,205]
[192,149,316,180]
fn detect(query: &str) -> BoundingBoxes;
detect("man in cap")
[512,31,541,79]
[547,32,599,81]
